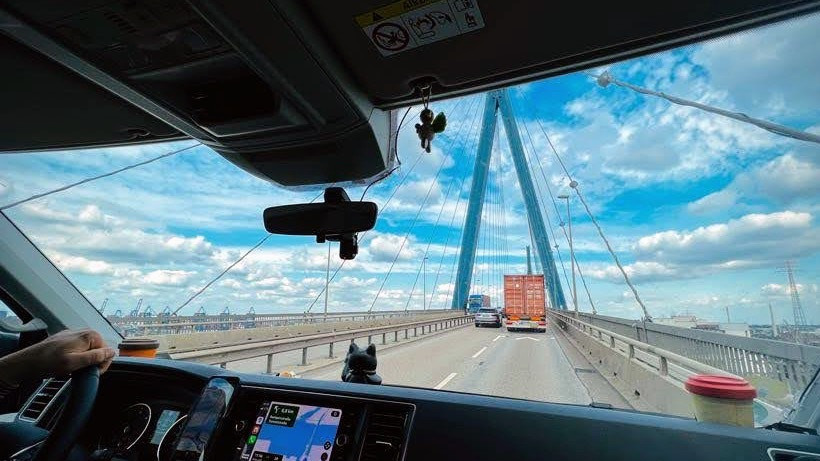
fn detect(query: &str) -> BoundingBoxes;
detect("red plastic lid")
[684,374,757,400]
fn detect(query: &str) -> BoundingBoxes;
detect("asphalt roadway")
[276,323,633,408]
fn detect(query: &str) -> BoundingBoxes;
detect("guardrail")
[564,310,820,397]
[110,309,455,336]
[549,310,784,423]
[165,313,471,372]
[551,310,736,379]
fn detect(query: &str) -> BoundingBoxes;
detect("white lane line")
[471,346,487,358]
[492,335,506,342]
[514,337,541,342]
[433,372,458,390]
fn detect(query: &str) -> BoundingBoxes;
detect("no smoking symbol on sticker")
[371,22,410,51]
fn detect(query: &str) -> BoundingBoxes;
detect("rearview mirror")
[263,187,377,260]
[263,202,377,236]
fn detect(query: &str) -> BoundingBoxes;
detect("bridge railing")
[164,312,471,372]
[554,310,820,402]
[108,309,455,336]
[549,309,785,423]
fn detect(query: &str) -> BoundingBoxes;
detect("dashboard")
[96,403,186,461]
[86,373,415,461]
[8,358,820,461]
[79,367,200,461]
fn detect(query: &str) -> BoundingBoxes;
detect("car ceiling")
[1,0,817,187]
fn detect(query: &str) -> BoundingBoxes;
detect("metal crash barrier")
[165,313,471,373]
[549,310,786,424]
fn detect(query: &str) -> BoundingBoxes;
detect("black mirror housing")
[262,187,377,260]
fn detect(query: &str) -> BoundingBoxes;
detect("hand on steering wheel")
[0,329,115,386]
[0,329,113,461]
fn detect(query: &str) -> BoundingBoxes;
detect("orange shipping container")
[503,274,546,320]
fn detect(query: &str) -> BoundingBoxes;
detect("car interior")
[1,1,819,461]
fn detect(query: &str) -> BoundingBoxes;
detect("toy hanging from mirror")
[415,86,447,153]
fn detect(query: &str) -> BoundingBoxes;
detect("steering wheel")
[31,366,100,461]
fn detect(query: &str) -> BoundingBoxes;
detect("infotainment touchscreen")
[239,401,343,461]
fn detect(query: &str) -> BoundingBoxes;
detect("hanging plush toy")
[415,108,447,153]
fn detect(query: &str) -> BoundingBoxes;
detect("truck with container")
[466,294,491,314]
[503,275,547,332]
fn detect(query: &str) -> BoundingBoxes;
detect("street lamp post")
[422,256,429,310]
[324,242,330,320]
[558,194,577,315]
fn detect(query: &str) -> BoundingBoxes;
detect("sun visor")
[0,0,398,187]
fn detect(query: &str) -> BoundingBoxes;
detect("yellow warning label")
[355,0,440,27]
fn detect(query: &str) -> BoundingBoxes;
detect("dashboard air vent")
[768,448,820,461]
[19,377,69,422]
[360,405,413,461]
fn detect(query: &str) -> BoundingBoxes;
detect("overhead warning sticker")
[356,0,485,56]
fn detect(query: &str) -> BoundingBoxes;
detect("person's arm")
[0,329,115,390]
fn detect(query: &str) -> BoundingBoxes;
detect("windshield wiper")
[764,422,818,436]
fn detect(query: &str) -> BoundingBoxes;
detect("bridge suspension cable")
[516,120,572,288]
[370,97,479,312]
[514,99,597,314]
[304,150,426,313]
[487,137,508,303]
[497,155,511,282]
[174,189,325,315]
[439,102,488,308]
[305,98,467,313]
[522,98,651,320]
[0,142,201,211]
[366,142,457,312]
[305,97,468,313]
[593,71,820,146]
[404,96,483,311]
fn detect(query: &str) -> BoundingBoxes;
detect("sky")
[1,13,818,325]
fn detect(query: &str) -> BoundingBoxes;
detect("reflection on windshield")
[0,13,818,423]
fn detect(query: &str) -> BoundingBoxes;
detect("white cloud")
[761,282,812,296]
[588,211,820,284]
[691,14,820,117]
[49,252,115,275]
[337,276,377,288]
[219,278,243,289]
[634,211,817,266]
[249,277,286,288]
[688,153,820,214]
[393,178,442,206]
[687,189,741,215]
[78,205,104,223]
[142,270,194,286]
[366,232,419,262]
[585,261,679,283]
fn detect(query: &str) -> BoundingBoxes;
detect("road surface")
[295,324,630,408]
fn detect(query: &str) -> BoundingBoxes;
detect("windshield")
[1,13,818,426]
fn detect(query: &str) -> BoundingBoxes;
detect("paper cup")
[685,374,756,427]
[118,338,160,358]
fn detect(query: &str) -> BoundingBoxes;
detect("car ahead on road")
[475,308,502,328]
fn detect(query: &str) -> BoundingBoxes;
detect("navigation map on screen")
[240,401,342,461]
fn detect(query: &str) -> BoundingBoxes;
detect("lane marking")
[492,335,506,342]
[433,372,458,390]
[514,337,541,342]
[471,346,487,358]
